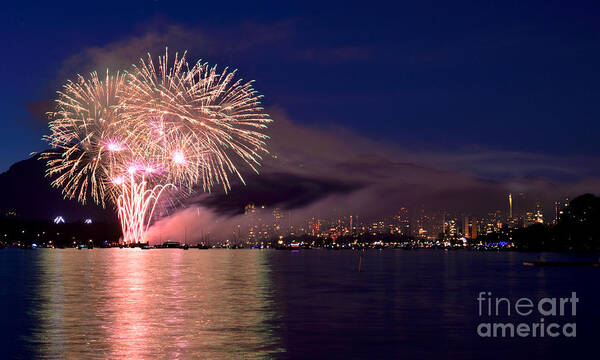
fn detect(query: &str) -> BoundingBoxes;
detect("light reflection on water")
[1,249,598,359]
[29,249,283,359]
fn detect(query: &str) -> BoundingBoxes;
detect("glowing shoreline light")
[42,49,272,243]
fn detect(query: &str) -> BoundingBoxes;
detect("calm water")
[0,249,599,359]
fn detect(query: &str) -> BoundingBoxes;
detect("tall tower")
[472,219,478,239]
[508,193,513,219]
[463,216,469,238]
[442,212,446,234]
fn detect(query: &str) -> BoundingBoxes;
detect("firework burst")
[42,49,272,243]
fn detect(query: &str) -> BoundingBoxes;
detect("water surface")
[0,249,598,359]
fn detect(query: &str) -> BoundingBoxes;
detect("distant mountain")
[0,154,116,222]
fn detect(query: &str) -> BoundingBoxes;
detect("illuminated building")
[524,211,535,227]
[534,201,544,224]
[308,217,322,236]
[395,207,411,236]
[446,218,457,237]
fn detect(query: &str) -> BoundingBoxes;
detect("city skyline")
[0,150,586,244]
[0,189,577,247]
[25,191,560,244]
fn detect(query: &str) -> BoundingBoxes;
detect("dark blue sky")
[2,0,600,173]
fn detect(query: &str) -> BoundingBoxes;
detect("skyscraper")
[534,201,544,224]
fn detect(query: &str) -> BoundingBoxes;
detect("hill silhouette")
[0,154,116,223]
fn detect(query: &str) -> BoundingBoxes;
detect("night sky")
[2,1,600,224]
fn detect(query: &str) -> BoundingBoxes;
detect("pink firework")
[42,50,272,243]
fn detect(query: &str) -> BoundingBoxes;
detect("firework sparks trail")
[42,49,272,243]
[116,172,174,244]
